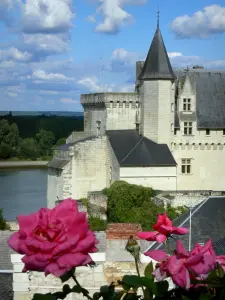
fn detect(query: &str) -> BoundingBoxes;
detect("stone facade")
[120,166,177,191]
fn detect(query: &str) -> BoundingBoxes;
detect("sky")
[0,0,225,112]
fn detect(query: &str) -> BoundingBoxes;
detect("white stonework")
[120,166,177,191]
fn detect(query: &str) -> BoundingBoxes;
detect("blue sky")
[0,0,225,112]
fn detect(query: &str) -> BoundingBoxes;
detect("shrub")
[104,181,186,230]
[0,208,10,230]
[80,198,88,208]
[88,216,107,231]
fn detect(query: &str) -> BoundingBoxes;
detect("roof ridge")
[120,136,144,164]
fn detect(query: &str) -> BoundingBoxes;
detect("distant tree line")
[0,114,84,160]
[0,113,83,140]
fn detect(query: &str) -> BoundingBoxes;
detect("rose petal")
[156,233,167,243]
[171,226,189,235]
[144,250,167,261]
[136,231,158,241]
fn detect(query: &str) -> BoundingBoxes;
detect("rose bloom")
[137,212,188,243]
[8,199,99,277]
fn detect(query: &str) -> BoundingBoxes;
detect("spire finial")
[157,7,160,29]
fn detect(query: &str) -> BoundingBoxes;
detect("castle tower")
[139,17,176,145]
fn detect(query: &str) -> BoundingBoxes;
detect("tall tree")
[36,129,55,156]
[0,119,19,159]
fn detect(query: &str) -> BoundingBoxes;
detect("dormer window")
[183,98,191,111]
[206,129,210,136]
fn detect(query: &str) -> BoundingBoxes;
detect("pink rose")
[137,212,188,243]
[8,199,99,277]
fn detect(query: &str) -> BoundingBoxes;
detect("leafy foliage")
[0,208,10,230]
[88,216,107,231]
[104,181,185,230]
[0,119,19,159]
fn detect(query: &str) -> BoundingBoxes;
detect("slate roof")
[106,130,176,167]
[177,71,225,129]
[0,274,13,300]
[47,158,69,169]
[146,197,225,255]
[139,27,176,81]
[53,136,97,151]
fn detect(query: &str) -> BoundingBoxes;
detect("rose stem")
[135,257,145,296]
[72,275,93,300]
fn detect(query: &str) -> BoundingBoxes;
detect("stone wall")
[120,166,177,191]
[71,136,109,199]
[88,191,107,220]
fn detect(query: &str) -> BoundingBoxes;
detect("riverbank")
[0,161,48,169]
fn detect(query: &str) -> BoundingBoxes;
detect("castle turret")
[139,18,176,146]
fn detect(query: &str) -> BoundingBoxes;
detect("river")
[0,169,47,221]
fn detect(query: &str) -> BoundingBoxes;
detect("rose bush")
[8,198,98,277]
[7,204,225,300]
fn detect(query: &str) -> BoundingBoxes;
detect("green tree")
[55,137,67,146]
[104,181,185,230]
[36,129,55,156]
[0,208,10,230]
[0,119,19,159]
[19,138,40,159]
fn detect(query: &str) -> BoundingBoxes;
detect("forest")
[0,113,84,160]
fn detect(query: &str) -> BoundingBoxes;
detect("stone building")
[47,22,225,208]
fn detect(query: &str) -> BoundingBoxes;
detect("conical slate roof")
[139,27,176,80]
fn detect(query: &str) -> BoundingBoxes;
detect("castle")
[47,22,225,208]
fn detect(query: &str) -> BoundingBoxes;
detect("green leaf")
[144,262,154,279]
[207,269,218,281]
[71,285,83,293]
[93,292,102,300]
[217,264,225,278]
[62,284,71,294]
[155,281,169,294]
[60,267,75,283]
[198,294,211,300]
[121,275,157,295]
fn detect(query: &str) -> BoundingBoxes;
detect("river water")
[0,169,47,221]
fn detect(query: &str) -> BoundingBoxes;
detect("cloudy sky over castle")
[0,0,225,111]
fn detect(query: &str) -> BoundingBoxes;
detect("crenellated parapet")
[171,142,225,150]
[81,92,138,106]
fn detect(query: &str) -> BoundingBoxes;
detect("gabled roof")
[106,130,176,167]
[146,197,225,255]
[139,27,176,81]
[177,71,225,129]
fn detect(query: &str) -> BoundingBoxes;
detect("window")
[206,129,210,136]
[184,122,192,135]
[223,129,225,136]
[181,158,191,174]
[174,129,178,135]
[183,98,191,111]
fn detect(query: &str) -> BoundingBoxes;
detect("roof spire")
[157,7,160,29]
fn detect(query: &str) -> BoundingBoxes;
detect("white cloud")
[31,70,75,82]
[8,92,18,97]
[39,90,59,95]
[119,84,135,92]
[0,47,32,62]
[60,97,79,104]
[85,15,96,23]
[77,76,115,92]
[23,33,69,55]
[171,5,225,38]
[91,0,146,34]
[169,52,225,69]
[21,0,75,34]
[168,52,182,59]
